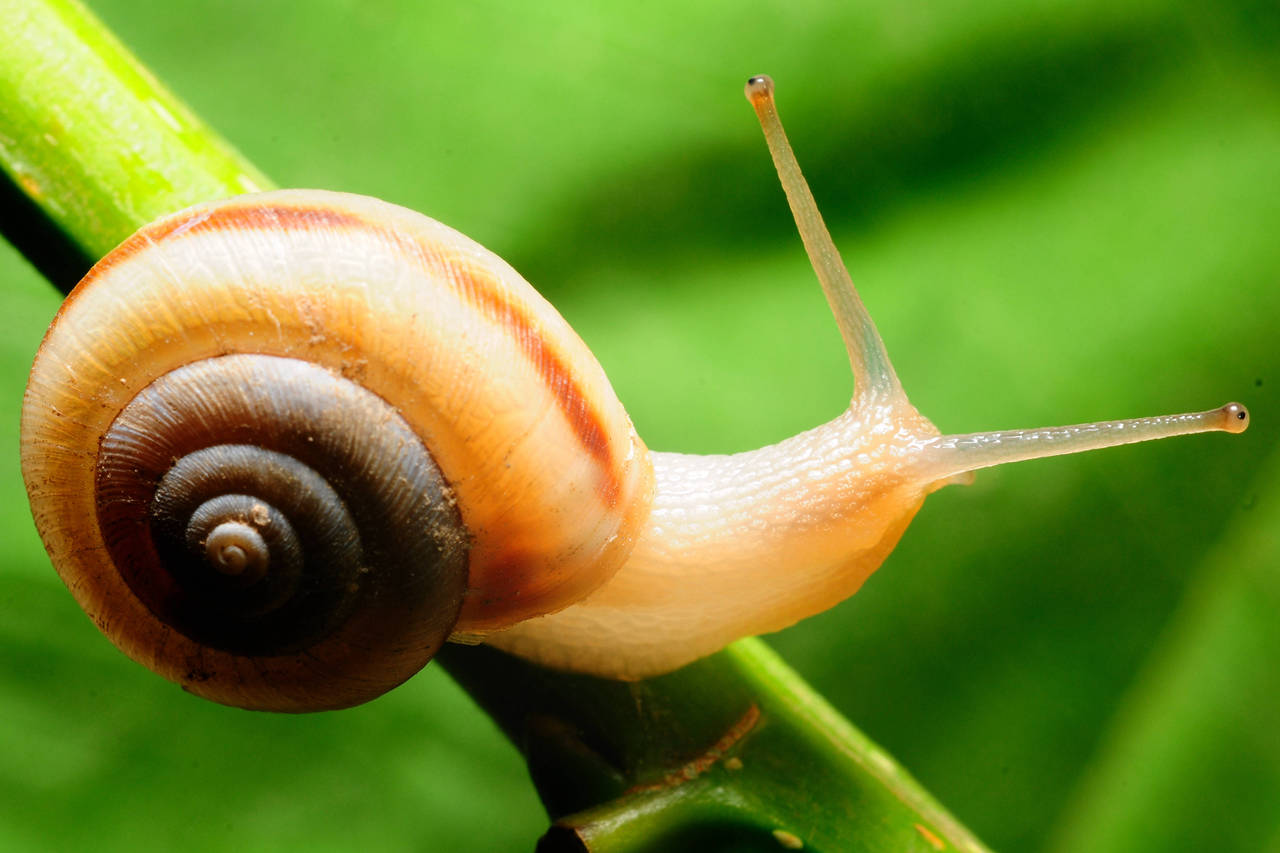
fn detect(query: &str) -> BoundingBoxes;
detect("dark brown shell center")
[93,354,470,691]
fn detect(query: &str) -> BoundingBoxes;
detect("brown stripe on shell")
[140,203,367,245]
[441,261,621,506]
[56,204,369,317]
[62,198,624,506]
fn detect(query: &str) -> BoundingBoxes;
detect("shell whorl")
[99,355,465,649]
[20,190,653,710]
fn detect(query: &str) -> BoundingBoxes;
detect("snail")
[20,75,1248,712]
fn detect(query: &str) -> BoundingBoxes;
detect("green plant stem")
[446,640,989,852]
[0,1,991,849]
[0,0,267,287]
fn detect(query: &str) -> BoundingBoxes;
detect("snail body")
[487,403,943,679]
[20,77,1248,710]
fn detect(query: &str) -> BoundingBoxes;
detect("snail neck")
[486,397,946,679]
[642,397,943,573]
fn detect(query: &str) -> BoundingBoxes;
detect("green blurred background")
[2,0,1277,850]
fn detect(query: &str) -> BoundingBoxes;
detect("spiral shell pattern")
[21,190,653,710]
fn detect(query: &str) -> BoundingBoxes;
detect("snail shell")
[20,190,653,711]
